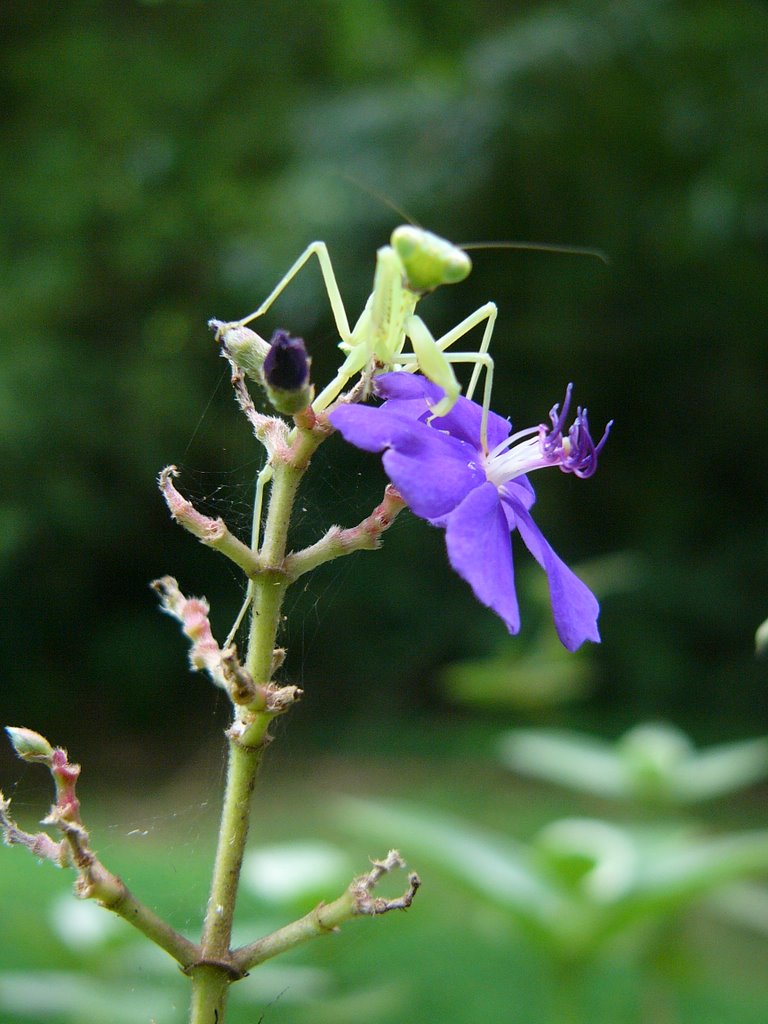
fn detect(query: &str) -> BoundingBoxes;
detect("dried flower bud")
[263,330,312,415]
[6,726,54,764]
[211,320,271,382]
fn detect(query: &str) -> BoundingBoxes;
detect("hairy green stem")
[159,466,264,578]
[285,485,406,580]
[0,796,198,970]
[102,880,200,967]
[60,820,198,966]
[199,741,263,957]
[188,418,325,1024]
[234,888,356,971]
[189,964,232,1024]
[232,851,420,973]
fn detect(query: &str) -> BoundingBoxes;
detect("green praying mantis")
[214,225,605,645]
[235,224,499,419]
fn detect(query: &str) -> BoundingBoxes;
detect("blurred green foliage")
[1,0,768,751]
[333,720,768,1022]
[497,722,768,805]
[3,758,768,1024]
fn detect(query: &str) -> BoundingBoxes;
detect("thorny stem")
[159,467,263,578]
[3,386,419,1024]
[58,819,199,967]
[197,742,263,960]
[245,413,327,695]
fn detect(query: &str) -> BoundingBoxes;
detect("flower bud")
[262,330,312,415]
[210,319,271,382]
[6,726,54,764]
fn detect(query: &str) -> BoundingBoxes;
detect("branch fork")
[286,485,406,579]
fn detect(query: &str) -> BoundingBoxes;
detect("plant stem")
[200,741,263,958]
[284,485,406,580]
[234,888,357,971]
[106,884,200,967]
[0,795,199,969]
[189,964,232,1024]
[188,418,325,1024]
[233,851,420,973]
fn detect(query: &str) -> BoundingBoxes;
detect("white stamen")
[483,421,569,489]
[488,425,539,460]
[484,434,552,488]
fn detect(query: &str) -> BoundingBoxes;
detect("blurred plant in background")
[339,721,768,1022]
[499,722,768,807]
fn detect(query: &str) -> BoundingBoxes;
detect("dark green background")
[2,0,767,763]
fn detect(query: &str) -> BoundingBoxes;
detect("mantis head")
[391,225,471,293]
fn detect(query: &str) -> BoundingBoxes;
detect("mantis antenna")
[459,240,610,265]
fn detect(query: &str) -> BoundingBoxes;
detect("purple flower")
[329,373,611,651]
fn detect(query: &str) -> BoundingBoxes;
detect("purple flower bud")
[263,330,312,414]
[263,330,310,390]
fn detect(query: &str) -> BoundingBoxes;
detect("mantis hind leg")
[224,458,274,648]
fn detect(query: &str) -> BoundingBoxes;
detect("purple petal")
[330,403,483,519]
[381,395,436,423]
[382,440,483,520]
[329,403,416,453]
[429,396,511,452]
[500,475,537,514]
[375,371,445,404]
[377,372,512,451]
[376,373,455,425]
[444,481,521,634]
[504,496,600,651]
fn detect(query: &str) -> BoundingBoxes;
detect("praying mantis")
[235,224,499,420]
[215,225,603,644]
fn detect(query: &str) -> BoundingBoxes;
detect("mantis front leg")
[400,301,498,449]
[240,242,354,343]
